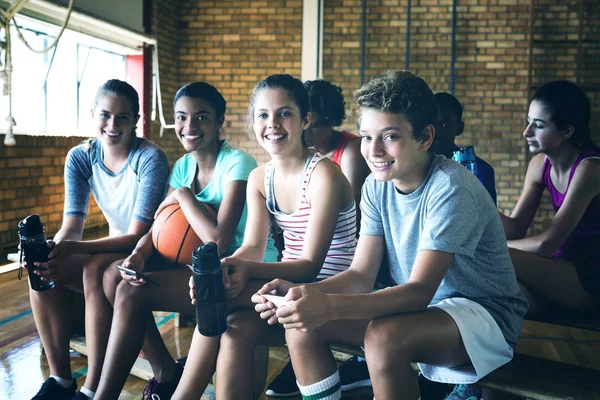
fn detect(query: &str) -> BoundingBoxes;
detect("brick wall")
[322,0,531,217]
[1,0,599,255]
[174,0,303,165]
[0,135,106,255]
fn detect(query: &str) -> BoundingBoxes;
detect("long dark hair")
[532,80,598,151]
[248,74,310,147]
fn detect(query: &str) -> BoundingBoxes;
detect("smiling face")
[523,100,570,155]
[92,95,138,148]
[359,109,433,192]
[174,96,223,153]
[252,88,311,157]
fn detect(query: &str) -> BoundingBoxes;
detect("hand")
[32,241,60,283]
[120,252,147,286]
[221,256,248,299]
[251,279,297,325]
[189,276,196,304]
[276,285,333,332]
[48,240,79,259]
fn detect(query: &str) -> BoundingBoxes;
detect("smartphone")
[261,294,289,308]
[117,265,160,285]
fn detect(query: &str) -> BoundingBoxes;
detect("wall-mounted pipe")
[360,0,366,85]
[405,0,411,70]
[450,0,457,94]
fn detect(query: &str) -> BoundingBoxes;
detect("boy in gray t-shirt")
[253,70,527,400]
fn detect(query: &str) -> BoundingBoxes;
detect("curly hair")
[304,79,346,127]
[354,70,437,142]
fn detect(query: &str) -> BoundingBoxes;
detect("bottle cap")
[452,146,476,163]
[191,242,220,273]
[18,214,44,237]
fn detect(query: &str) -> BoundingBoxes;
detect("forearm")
[310,269,373,295]
[53,227,83,243]
[330,283,432,321]
[508,235,557,257]
[247,258,320,283]
[71,233,143,255]
[499,212,526,240]
[230,244,267,263]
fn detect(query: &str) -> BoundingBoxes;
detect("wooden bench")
[330,343,600,400]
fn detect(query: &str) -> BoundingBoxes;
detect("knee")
[102,263,122,292]
[82,258,109,292]
[220,311,261,349]
[284,326,319,354]
[365,317,412,371]
[113,280,146,310]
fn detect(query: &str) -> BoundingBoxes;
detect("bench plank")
[331,344,600,400]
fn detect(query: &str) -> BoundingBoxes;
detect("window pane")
[78,47,126,134]
[1,17,130,136]
[46,36,78,134]
[4,27,47,132]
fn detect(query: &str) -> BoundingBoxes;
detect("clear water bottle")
[18,214,54,291]
[190,242,226,337]
[452,146,478,176]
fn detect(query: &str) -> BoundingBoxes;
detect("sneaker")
[142,362,184,400]
[417,373,449,400]
[71,393,90,400]
[31,377,77,400]
[445,384,482,400]
[265,361,300,397]
[339,356,371,391]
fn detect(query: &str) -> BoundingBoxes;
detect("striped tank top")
[265,153,357,280]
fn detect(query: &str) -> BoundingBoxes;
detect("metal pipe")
[450,0,457,94]
[405,0,411,70]
[360,0,366,85]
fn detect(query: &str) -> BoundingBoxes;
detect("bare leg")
[172,280,269,400]
[103,261,183,383]
[79,253,127,392]
[95,266,195,399]
[214,310,285,400]
[286,308,470,400]
[365,308,469,399]
[285,319,368,388]
[29,254,89,380]
[509,248,597,314]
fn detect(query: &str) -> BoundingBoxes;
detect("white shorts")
[418,297,514,385]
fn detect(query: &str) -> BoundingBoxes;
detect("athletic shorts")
[418,297,514,385]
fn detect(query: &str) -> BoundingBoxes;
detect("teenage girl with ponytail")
[500,80,600,314]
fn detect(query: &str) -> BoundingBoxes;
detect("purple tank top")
[542,149,600,261]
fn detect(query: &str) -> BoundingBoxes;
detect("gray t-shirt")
[64,137,170,236]
[361,155,528,347]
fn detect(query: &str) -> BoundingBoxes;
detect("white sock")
[297,370,341,400]
[50,375,73,388]
[80,387,96,399]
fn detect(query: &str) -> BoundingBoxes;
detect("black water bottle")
[191,242,226,336]
[18,214,54,291]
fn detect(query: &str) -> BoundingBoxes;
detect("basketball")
[152,203,217,265]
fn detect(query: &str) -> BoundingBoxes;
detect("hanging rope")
[151,43,174,138]
[0,0,76,146]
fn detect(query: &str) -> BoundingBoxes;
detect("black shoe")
[339,356,371,391]
[71,393,90,400]
[417,372,450,400]
[265,361,300,398]
[32,377,77,400]
[142,362,184,400]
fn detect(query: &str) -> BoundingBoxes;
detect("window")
[0,15,138,136]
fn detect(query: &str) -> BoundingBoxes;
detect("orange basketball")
[152,203,217,265]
